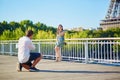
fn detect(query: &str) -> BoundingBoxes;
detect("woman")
[55,24,65,62]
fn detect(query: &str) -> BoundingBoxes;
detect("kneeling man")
[17,30,42,72]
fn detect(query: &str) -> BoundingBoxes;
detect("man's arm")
[28,40,35,50]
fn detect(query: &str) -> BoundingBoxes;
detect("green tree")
[9,21,20,31]
[12,28,25,40]
[0,30,12,40]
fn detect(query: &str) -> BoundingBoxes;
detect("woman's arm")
[59,31,65,36]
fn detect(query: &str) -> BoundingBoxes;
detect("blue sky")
[0,0,109,29]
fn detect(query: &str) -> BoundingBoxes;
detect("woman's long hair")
[57,24,63,35]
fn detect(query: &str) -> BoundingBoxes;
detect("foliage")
[0,20,120,40]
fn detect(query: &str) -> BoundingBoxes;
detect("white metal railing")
[0,38,120,65]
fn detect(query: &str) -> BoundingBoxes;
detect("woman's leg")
[55,46,61,62]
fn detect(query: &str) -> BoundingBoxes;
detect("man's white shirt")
[18,36,35,63]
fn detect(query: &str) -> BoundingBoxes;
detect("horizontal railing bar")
[0,37,120,42]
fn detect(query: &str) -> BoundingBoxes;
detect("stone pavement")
[0,55,120,80]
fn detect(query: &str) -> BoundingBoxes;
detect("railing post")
[2,44,4,55]
[10,43,12,55]
[38,42,41,53]
[60,47,62,60]
[85,40,88,63]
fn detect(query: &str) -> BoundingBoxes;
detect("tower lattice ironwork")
[100,0,120,30]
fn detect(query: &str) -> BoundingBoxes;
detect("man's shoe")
[16,62,22,72]
[32,67,40,71]
[29,67,39,72]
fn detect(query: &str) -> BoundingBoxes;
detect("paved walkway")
[0,55,120,80]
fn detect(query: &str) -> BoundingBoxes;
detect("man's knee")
[35,53,42,61]
[40,53,43,59]
[37,53,42,59]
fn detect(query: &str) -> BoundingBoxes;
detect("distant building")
[71,27,84,31]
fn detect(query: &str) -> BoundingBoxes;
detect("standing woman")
[55,24,65,62]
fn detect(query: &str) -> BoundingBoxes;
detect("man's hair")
[26,30,33,37]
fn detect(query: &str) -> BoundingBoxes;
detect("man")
[17,30,42,72]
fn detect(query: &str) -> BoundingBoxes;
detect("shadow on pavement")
[34,70,120,74]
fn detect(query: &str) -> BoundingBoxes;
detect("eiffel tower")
[100,0,120,30]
